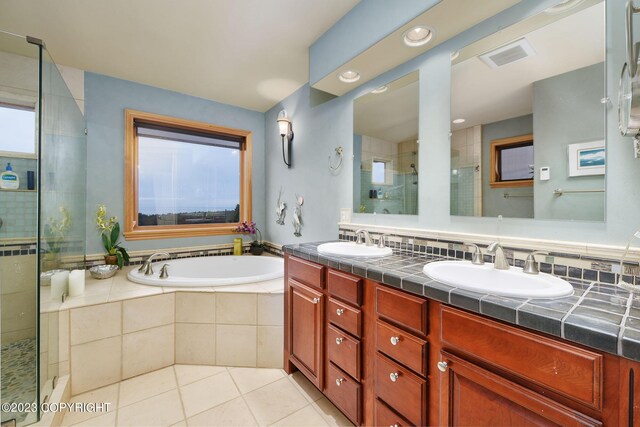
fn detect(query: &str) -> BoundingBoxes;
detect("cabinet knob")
[312,298,320,304]
[336,308,344,316]
[390,336,400,346]
[437,361,448,372]
[336,378,344,386]
[389,372,399,382]
[390,424,399,427]
[335,337,344,345]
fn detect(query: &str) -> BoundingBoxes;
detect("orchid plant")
[234,221,263,248]
[96,205,130,268]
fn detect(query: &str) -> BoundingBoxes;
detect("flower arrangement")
[95,205,130,268]
[234,221,264,255]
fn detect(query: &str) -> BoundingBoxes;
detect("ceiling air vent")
[479,38,536,69]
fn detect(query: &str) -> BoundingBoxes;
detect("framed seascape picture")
[567,140,605,177]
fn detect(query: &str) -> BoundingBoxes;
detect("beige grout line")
[225,366,261,426]
[172,365,188,424]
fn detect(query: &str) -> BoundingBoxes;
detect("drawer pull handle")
[336,308,344,316]
[389,372,399,382]
[312,298,320,304]
[437,361,448,372]
[390,424,399,427]
[335,337,344,345]
[336,378,344,386]
[390,336,400,346]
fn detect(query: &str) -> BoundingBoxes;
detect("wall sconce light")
[277,110,294,168]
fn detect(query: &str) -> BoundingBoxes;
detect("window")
[0,103,36,156]
[489,134,533,188]
[124,110,252,240]
[372,158,393,185]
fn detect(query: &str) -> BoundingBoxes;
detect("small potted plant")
[234,220,264,255]
[96,205,130,268]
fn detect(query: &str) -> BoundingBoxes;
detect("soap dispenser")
[0,163,19,190]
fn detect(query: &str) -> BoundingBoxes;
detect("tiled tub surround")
[40,268,284,396]
[284,241,640,363]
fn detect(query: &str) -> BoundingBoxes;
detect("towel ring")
[329,146,344,171]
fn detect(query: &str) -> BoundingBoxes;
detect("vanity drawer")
[327,324,361,380]
[440,305,603,410]
[375,398,413,427]
[376,285,428,336]
[375,353,427,426]
[287,256,325,290]
[328,298,361,338]
[325,362,361,425]
[327,269,362,306]
[376,320,427,377]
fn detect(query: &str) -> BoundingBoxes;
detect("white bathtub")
[127,255,284,287]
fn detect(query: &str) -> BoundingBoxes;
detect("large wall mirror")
[450,0,605,221]
[353,71,419,215]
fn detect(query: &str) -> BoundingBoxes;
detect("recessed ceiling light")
[338,70,360,83]
[371,85,388,94]
[450,51,460,61]
[402,26,434,47]
[544,0,585,14]
[452,118,465,124]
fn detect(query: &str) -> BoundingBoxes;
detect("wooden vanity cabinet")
[284,255,638,426]
[284,255,325,389]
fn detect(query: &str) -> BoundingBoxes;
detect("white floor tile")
[312,398,354,427]
[243,377,309,425]
[174,364,227,387]
[61,383,118,426]
[179,371,240,418]
[270,404,330,426]
[117,389,184,427]
[118,366,177,407]
[186,396,258,426]
[228,367,285,394]
[288,371,324,403]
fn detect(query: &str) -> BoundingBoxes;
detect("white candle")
[51,271,69,301]
[68,269,85,297]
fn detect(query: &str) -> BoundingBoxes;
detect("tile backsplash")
[338,226,640,286]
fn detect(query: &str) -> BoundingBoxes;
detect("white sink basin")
[317,242,392,258]
[423,260,573,298]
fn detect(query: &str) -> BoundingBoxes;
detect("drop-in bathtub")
[127,255,284,287]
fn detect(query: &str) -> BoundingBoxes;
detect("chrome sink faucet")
[523,251,548,275]
[486,242,510,270]
[138,252,171,275]
[377,234,390,248]
[355,229,373,246]
[464,243,484,265]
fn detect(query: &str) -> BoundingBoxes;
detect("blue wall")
[309,0,440,85]
[84,73,265,255]
[266,0,640,247]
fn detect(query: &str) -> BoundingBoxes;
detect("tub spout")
[138,252,171,276]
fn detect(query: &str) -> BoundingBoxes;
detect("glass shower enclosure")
[0,30,86,426]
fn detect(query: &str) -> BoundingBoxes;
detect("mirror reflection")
[353,71,419,215]
[450,0,605,221]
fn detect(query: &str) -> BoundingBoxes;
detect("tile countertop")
[283,241,640,363]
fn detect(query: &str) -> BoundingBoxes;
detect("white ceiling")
[451,1,605,131]
[0,0,358,112]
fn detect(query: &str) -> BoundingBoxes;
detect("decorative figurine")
[293,194,304,237]
[276,187,287,225]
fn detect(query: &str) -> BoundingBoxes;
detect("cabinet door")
[289,279,324,389]
[439,351,601,427]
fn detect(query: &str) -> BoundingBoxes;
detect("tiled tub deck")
[40,267,284,396]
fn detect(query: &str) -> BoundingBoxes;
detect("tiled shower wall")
[0,157,37,239]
